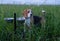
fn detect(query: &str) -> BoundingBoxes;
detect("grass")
[0,4,60,41]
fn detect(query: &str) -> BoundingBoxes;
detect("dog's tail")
[41,10,46,28]
[42,10,46,18]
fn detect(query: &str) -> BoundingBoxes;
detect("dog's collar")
[25,17,30,19]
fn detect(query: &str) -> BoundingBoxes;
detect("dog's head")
[23,9,32,18]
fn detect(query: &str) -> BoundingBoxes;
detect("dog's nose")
[30,14,32,17]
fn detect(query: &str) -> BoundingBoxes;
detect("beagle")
[23,9,46,28]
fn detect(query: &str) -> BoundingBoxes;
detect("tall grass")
[0,5,60,41]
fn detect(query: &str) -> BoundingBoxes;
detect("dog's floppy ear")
[23,9,28,18]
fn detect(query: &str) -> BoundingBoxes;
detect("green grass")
[0,4,60,41]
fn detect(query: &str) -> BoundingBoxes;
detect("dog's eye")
[28,11,30,13]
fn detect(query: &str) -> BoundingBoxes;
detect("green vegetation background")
[0,5,60,41]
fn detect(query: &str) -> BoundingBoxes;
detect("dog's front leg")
[24,23,26,32]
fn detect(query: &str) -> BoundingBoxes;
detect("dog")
[23,9,32,33]
[23,9,46,29]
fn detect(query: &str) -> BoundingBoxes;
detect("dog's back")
[33,16,42,26]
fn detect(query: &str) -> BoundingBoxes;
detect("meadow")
[0,4,60,41]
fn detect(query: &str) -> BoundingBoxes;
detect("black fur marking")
[33,16,42,26]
